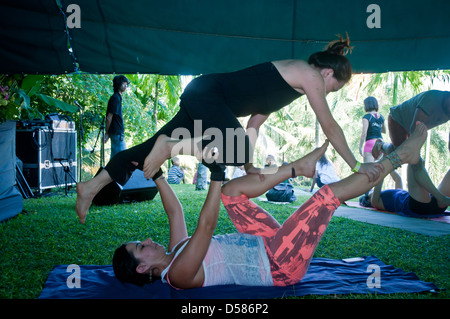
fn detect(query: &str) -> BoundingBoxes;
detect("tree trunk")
[153,76,160,131]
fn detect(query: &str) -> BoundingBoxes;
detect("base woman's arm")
[154,177,188,251]
[165,181,223,289]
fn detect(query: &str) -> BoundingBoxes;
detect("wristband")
[153,168,163,180]
[202,160,226,181]
[351,161,361,173]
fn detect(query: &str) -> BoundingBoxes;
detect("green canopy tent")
[1,0,449,75]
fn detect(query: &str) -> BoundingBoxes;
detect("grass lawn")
[0,184,448,299]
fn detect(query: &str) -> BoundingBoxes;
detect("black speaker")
[92,168,159,206]
[16,127,77,191]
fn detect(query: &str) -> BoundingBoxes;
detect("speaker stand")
[58,159,77,196]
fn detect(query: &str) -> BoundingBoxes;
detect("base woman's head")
[113,238,165,286]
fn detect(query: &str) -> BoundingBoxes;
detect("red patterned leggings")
[221,185,340,286]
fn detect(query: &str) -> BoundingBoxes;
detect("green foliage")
[0,74,82,123]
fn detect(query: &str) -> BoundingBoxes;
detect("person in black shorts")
[76,34,383,224]
[371,163,449,217]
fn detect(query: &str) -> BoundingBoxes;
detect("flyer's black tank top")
[181,62,303,117]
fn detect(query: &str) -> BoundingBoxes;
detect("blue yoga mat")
[39,255,439,299]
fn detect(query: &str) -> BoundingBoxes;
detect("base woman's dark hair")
[308,33,353,83]
[113,244,151,286]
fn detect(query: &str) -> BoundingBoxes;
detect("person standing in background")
[104,75,130,159]
[359,96,402,189]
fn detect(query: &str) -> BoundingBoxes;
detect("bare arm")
[154,177,188,251]
[292,64,382,180]
[244,114,269,173]
[104,112,113,142]
[166,181,222,289]
[244,113,269,175]
[246,113,268,150]
[359,118,369,157]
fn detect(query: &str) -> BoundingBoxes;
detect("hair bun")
[326,33,353,56]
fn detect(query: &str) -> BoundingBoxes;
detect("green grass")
[0,184,449,299]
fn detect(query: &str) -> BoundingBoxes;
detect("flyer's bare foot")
[292,140,329,178]
[143,134,172,179]
[396,121,427,166]
[75,182,93,224]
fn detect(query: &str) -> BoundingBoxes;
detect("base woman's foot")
[292,140,329,178]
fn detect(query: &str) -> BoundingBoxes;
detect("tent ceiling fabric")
[1,0,449,75]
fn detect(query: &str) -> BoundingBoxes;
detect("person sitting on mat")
[76,34,383,224]
[112,122,428,288]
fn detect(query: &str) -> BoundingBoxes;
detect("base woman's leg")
[221,141,329,238]
[266,122,428,286]
[266,184,340,286]
[331,121,427,203]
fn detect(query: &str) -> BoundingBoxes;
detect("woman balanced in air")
[76,34,382,224]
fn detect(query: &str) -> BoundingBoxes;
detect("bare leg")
[142,134,213,179]
[330,122,427,203]
[370,180,385,210]
[406,162,430,203]
[409,161,450,207]
[390,170,403,189]
[75,169,113,224]
[222,141,329,198]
